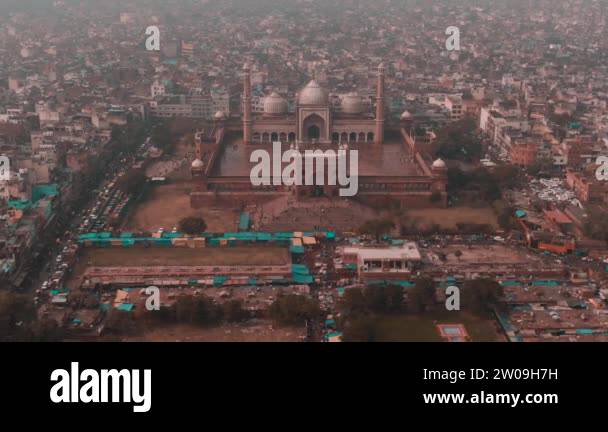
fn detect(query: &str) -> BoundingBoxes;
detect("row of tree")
[268,293,321,326]
[0,291,64,341]
[339,278,504,341]
[107,295,250,335]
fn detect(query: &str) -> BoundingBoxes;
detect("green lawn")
[351,311,503,342]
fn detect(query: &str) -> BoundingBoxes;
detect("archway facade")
[301,113,327,142]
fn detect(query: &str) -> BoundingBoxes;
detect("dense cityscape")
[1,0,608,342]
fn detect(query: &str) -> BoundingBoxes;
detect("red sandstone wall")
[191,191,289,208]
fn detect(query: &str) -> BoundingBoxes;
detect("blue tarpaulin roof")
[239,213,251,231]
[290,245,305,254]
[291,264,310,275]
[501,280,522,287]
[213,276,228,286]
[32,184,59,203]
[293,274,314,284]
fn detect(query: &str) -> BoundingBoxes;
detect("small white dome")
[263,92,288,115]
[341,92,364,114]
[400,110,412,120]
[214,110,226,120]
[192,158,204,168]
[298,80,328,106]
[432,158,446,169]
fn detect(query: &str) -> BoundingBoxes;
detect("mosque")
[242,62,385,146]
[190,62,448,208]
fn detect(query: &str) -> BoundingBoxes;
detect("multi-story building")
[150,89,230,120]
[566,168,608,204]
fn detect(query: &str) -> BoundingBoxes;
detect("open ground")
[125,182,240,233]
[124,322,305,342]
[360,311,504,342]
[404,206,499,231]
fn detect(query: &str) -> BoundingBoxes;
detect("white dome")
[263,92,288,115]
[432,158,446,169]
[298,80,328,106]
[192,158,204,168]
[214,110,226,120]
[400,110,412,120]
[341,92,364,114]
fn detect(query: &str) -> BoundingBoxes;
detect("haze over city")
[1,0,608,342]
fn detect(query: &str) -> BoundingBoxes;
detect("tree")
[340,285,404,315]
[0,291,35,341]
[178,217,207,235]
[358,219,396,241]
[584,208,608,242]
[448,165,521,202]
[435,118,482,161]
[222,300,248,322]
[151,120,174,152]
[408,278,436,313]
[382,284,405,313]
[493,200,516,231]
[117,168,147,196]
[461,279,503,315]
[342,315,379,342]
[268,294,320,326]
[341,287,367,315]
[365,284,404,313]
[105,310,138,335]
[173,295,222,325]
[26,318,64,342]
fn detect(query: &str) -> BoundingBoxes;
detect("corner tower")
[242,62,252,144]
[375,62,385,145]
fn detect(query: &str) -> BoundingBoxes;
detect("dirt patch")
[76,246,289,267]
[404,206,499,230]
[125,322,305,342]
[125,182,239,232]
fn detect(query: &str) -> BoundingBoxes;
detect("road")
[28,129,152,306]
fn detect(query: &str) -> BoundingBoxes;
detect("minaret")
[243,62,252,145]
[375,62,385,145]
[191,130,204,181]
